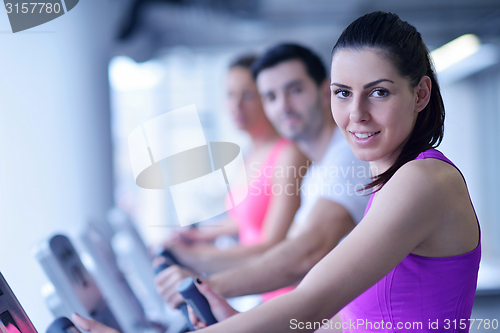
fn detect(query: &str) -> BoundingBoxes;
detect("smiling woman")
[330,49,431,176]
[329,14,445,192]
[326,12,479,329]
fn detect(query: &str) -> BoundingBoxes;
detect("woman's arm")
[196,160,451,332]
[172,143,308,273]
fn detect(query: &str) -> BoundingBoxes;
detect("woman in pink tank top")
[170,55,307,292]
[183,12,480,333]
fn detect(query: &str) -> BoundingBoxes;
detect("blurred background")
[0,0,500,331]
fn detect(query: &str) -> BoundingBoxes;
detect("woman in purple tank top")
[71,11,481,333]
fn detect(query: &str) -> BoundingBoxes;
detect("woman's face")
[226,66,267,131]
[330,48,429,172]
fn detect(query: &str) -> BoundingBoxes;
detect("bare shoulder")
[378,157,478,256]
[365,158,464,242]
[386,157,464,200]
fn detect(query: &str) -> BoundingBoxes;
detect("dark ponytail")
[332,12,445,192]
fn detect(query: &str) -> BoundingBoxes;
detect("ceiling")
[114,0,500,62]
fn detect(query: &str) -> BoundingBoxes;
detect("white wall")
[439,64,500,264]
[0,0,125,330]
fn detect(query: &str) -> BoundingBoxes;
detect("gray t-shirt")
[289,128,371,236]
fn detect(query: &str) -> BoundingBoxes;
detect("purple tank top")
[340,149,481,332]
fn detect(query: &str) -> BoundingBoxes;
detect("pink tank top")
[228,138,291,246]
[227,138,296,302]
[341,149,481,332]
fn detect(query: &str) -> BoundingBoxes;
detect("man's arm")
[208,198,355,297]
